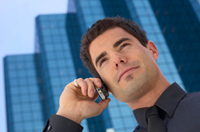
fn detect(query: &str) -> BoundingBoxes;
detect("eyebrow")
[95,51,107,67]
[95,37,131,67]
[113,38,131,48]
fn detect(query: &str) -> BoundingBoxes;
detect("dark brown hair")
[80,16,148,78]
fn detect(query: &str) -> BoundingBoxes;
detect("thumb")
[98,98,111,112]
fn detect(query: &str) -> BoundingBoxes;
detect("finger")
[97,98,111,114]
[88,78,102,88]
[84,78,96,98]
[76,78,88,96]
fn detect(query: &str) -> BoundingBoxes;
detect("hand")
[56,78,111,124]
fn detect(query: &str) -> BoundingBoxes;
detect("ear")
[146,40,159,60]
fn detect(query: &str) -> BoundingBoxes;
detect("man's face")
[89,27,160,102]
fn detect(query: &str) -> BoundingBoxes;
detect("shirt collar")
[133,82,186,129]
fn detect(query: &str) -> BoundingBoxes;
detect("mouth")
[118,67,139,82]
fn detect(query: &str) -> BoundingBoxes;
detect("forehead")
[92,27,132,46]
[89,27,134,65]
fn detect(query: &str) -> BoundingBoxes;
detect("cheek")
[98,69,110,81]
[134,48,149,60]
[97,61,111,76]
[98,69,114,88]
[96,68,107,81]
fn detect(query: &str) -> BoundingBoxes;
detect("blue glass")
[124,117,134,127]
[14,123,23,131]
[12,105,21,113]
[109,107,121,118]
[133,0,144,7]
[112,118,124,129]
[120,107,132,117]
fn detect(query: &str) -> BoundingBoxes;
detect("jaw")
[110,68,157,103]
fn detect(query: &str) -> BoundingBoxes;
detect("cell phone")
[95,80,109,100]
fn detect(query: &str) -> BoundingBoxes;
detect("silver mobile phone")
[95,81,109,100]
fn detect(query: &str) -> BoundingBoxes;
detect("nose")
[112,52,127,69]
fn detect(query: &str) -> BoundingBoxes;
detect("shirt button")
[47,125,52,131]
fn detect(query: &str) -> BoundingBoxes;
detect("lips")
[118,67,138,82]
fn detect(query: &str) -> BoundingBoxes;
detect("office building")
[149,0,200,92]
[4,54,44,132]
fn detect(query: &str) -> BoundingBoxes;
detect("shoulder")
[133,126,147,132]
[175,91,200,114]
[181,91,200,105]
[168,92,200,131]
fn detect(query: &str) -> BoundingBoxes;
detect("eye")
[120,43,130,50]
[99,58,108,66]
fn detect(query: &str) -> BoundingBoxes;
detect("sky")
[0,0,68,131]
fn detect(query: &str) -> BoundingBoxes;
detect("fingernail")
[97,81,101,86]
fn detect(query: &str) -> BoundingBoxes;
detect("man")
[43,17,200,132]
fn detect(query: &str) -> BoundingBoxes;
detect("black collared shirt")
[133,82,200,132]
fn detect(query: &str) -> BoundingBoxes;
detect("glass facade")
[149,0,200,92]
[4,54,44,132]
[4,0,200,132]
[35,14,76,118]
[189,0,200,22]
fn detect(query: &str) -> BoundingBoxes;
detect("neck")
[126,75,170,110]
